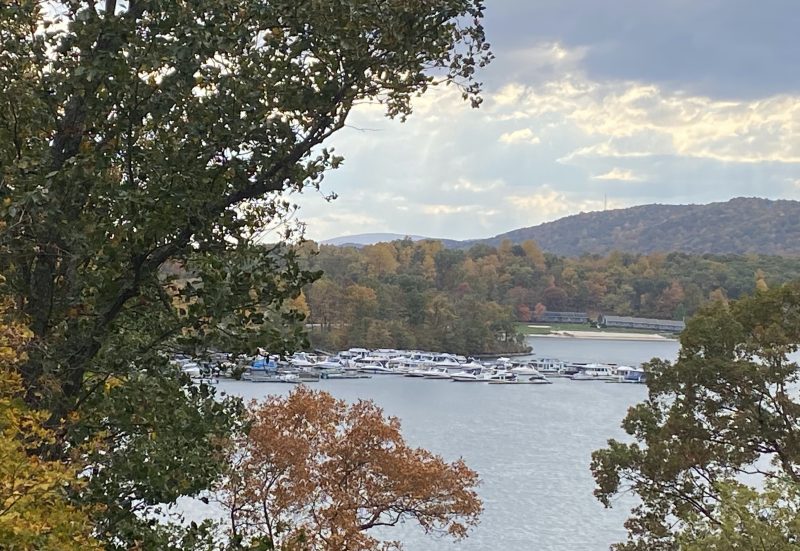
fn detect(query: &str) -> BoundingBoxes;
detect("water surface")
[207,338,676,550]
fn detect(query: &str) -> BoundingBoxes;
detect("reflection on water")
[204,338,673,551]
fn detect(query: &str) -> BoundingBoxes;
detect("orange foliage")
[220,388,482,550]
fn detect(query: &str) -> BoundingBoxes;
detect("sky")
[293,0,800,243]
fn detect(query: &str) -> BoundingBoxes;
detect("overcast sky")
[293,0,800,242]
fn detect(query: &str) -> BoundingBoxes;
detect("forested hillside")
[470,197,800,256]
[299,238,800,354]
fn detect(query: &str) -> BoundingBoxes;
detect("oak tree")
[0,0,490,546]
[219,387,482,550]
[592,282,800,550]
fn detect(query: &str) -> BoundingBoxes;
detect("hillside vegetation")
[469,197,800,256]
[299,238,800,354]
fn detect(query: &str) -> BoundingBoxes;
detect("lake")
[201,337,681,551]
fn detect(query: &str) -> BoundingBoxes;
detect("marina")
[180,336,681,551]
[174,336,679,387]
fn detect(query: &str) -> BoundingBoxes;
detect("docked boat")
[530,357,567,376]
[404,366,432,377]
[288,352,318,369]
[488,376,552,385]
[320,370,371,379]
[450,371,487,382]
[245,355,280,381]
[422,367,452,380]
[353,357,398,374]
[487,370,517,382]
[509,362,546,378]
[180,362,202,378]
[570,363,618,381]
[617,365,647,383]
[250,372,303,384]
[314,358,350,370]
[357,364,397,375]
[456,360,485,373]
[297,370,320,382]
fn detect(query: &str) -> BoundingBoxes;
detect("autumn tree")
[655,280,686,319]
[219,388,482,550]
[0,0,490,545]
[363,243,400,278]
[520,240,546,271]
[755,269,769,292]
[306,277,342,331]
[592,282,800,550]
[0,298,100,549]
[542,285,568,311]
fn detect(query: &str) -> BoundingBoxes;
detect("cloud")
[291,31,800,242]
[592,168,643,182]
[482,1,800,99]
[443,178,505,193]
[420,204,479,215]
[499,128,541,145]
[496,78,800,164]
[505,187,619,220]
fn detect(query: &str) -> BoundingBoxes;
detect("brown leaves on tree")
[219,387,482,550]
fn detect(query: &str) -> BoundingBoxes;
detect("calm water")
[527,335,680,365]
[193,338,681,551]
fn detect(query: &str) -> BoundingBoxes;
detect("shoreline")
[528,330,678,342]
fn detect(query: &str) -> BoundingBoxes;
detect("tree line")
[298,238,800,352]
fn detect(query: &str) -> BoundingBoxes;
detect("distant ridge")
[321,233,434,247]
[470,197,800,256]
[322,198,800,256]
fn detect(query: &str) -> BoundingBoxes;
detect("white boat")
[404,369,426,378]
[617,365,647,383]
[457,360,486,373]
[320,370,371,380]
[288,352,317,368]
[489,376,552,385]
[314,358,349,370]
[353,357,398,374]
[180,363,202,378]
[530,357,566,375]
[422,367,452,379]
[509,362,545,378]
[251,372,302,383]
[571,363,618,381]
[450,371,490,382]
[431,359,464,373]
[357,364,397,375]
[488,370,517,382]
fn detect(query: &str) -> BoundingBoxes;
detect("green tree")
[592,282,800,550]
[1,0,490,546]
[677,478,800,551]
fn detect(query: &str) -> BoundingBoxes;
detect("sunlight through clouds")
[592,168,644,182]
[499,128,541,145]
[500,78,800,164]
[291,9,800,243]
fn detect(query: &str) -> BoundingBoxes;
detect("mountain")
[322,198,800,256]
[321,233,435,247]
[470,197,800,256]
